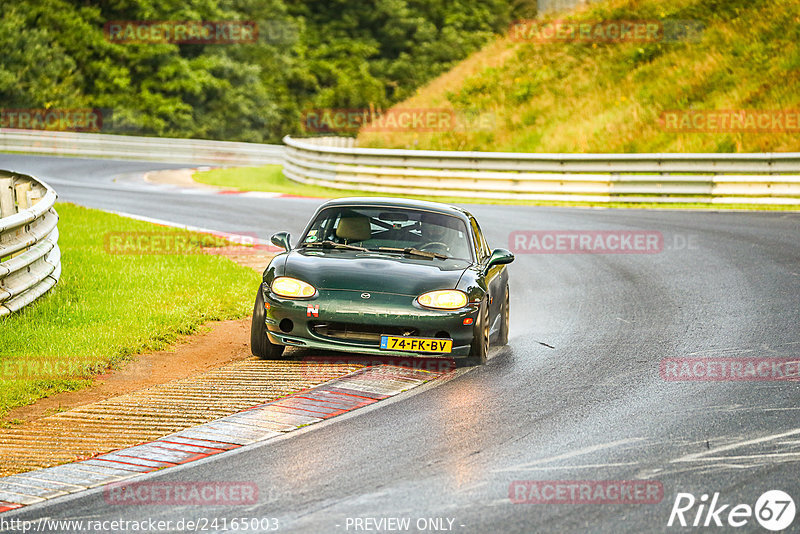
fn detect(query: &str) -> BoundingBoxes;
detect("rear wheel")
[461,299,489,366]
[498,285,509,346]
[251,286,285,360]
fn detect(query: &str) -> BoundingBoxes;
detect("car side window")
[470,218,491,261]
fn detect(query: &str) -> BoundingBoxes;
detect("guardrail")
[0,171,60,316]
[283,136,800,205]
[0,129,285,166]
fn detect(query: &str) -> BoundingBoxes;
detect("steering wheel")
[419,241,451,254]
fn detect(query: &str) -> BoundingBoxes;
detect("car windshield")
[300,206,473,261]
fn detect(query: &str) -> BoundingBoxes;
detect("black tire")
[460,298,489,366]
[251,285,285,360]
[498,285,509,346]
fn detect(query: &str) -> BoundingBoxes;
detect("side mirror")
[271,232,292,252]
[485,248,514,273]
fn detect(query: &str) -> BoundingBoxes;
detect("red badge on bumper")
[307,305,319,317]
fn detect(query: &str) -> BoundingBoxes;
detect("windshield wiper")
[374,246,448,260]
[301,240,367,251]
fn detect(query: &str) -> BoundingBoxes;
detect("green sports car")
[250,197,514,366]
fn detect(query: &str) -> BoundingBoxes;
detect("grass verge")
[193,166,799,211]
[0,203,261,419]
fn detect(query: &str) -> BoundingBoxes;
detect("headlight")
[271,277,317,298]
[417,289,468,310]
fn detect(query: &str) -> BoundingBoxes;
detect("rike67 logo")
[668,490,795,531]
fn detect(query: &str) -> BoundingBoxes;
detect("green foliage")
[0,0,514,142]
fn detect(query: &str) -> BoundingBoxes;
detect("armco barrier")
[283,136,800,205]
[3,130,798,204]
[0,129,284,166]
[0,171,60,316]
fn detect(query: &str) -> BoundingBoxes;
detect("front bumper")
[262,286,478,358]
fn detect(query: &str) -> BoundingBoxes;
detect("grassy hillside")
[358,0,800,153]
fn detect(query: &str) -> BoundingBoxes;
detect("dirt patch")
[3,318,253,426]
[3,246,273,427]
[0,356,364,476]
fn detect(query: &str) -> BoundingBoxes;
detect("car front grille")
[310,322,419,345]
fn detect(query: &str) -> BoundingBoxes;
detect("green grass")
[357,0,800,154]
[193,165,798,211]
[0,203,261,419]
[194,164,432,199]
[191,165,301,194]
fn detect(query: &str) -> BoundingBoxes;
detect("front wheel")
[460,299,489,366]
[251,286,285,360]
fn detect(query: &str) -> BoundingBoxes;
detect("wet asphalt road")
[2,154,800,533]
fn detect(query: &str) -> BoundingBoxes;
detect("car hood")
[283,249,471,296]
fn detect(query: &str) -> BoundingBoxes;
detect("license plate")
[380,335,453,353]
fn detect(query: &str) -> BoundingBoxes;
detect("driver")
[420,215,452,251]
[423,223,449,242]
